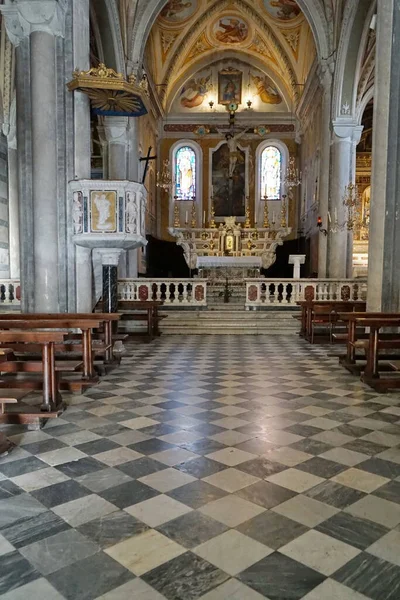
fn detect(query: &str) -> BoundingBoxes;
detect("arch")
[130,0,330,78]
[254,139,289,225]
[90,0,126,75]
[168,139,203,226]
[332,0,375,119]
[357,85,374,125]
[166,52,291,114]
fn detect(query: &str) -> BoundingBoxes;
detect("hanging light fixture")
[284,155,302,189]
[284,90,302,189]
[156,159,173,193]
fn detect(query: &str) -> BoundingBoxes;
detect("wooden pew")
[0,313,120,364]
[296,300,366,343]
[339,313,400,391]
[0,330,67,416]
[118,300,165,341]
[0,318,103,393]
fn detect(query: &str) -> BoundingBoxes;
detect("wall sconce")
[209,100,214,110]
[317,216,328,236]
[246,99,252,109]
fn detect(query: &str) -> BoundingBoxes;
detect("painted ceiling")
[144,0,316,114]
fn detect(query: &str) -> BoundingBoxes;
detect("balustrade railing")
[0,280,21,305]
[246,279,367,307]
[118,279,207,306]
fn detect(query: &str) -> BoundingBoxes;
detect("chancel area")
[1,1,400,599]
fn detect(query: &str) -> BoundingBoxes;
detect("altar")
[169,216,291,275]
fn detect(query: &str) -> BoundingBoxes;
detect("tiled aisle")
[1,336,400,600]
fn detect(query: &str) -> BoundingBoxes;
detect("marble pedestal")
[289,255,306,278]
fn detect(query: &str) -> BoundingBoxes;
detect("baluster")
[156,283,162,302]
[0,285,5,302]
[203,282,207,306]
[182,283,188,304]
[8,284,14,303]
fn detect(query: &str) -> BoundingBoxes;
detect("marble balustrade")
[245,279,368,307]
[118,279,208,306]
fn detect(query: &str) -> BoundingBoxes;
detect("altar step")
[120,308,300,335]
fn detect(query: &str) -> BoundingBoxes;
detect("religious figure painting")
[213,17,249,44]
[263,0,300,20]
[252,74,282,105]
[180,75,211,109]
[218,69,242,105]
[90,191,117,233]
[212,143,246,217]
[175,146,196,200]
[160,0,197,22]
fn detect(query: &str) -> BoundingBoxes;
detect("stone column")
[72,0,92,311]
[103,117,129,180]
[5,97,20,280]
[328,123,363,278]
[318,66,332,277]
[1,0,67,312]
[367,0,400,311]
[98,249,124,313]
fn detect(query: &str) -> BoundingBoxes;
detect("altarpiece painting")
[212,143,246,217]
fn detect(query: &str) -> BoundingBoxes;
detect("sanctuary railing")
[0,279,21,306]
[245,279,367,308]
[118,278,208,306]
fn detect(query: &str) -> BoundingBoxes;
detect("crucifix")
[140,146,157,184]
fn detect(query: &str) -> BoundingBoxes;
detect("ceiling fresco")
[145,0,316,113]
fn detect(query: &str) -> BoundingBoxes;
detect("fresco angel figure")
[180,75,211,109]
[252,75,282,104]
[269,0,300,20]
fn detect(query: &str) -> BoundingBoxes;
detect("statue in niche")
[94,193,111,229]
[125,192,137,233]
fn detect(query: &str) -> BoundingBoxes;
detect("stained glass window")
[261,146,282,200]
[174,146,196,200]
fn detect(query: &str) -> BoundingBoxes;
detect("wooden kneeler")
[0,389,30,455]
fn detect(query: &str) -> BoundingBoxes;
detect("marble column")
[103,117,129,180]
[318,66,333,277]
[98,249,123,313]
[328,123,363,278]
[126,118,140,277]
[1,0,67,312]
[6,112,20,280]
[367,0,400,311]
[72,0,92,311]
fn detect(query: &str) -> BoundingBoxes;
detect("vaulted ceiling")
[144,0,316,115]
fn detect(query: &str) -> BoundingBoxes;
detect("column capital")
[103,117,129,145]
[0,0,67,47]
[332,121,364,145]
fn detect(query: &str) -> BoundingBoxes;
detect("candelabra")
[343,182,360,231]
[210,198,217,229]
[244,197,251,229]
[173,198,180,227]
[156,159,173,192]
[284,156,302,189]
[190,198,197,228]
[263,196,270,228]
[281,195,287,228]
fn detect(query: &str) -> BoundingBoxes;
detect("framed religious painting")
[218,69,242,106]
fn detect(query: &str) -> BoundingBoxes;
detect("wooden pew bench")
[339,313,400,391]
[296,300,366,343]
[118,300,165,341]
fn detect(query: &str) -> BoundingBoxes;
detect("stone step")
[120,309,299,335]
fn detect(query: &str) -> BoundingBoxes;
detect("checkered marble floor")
[1,336,400,599]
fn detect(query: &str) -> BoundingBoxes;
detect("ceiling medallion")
[67,64,150,117]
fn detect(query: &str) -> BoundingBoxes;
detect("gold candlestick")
[210,198,217,229]
[263,197,270,228]
[244,198,251,229]
[191,199,196,228]
[173,200,180,227]
[281,195,287,228]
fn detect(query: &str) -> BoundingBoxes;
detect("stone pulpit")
[70,180,147,311]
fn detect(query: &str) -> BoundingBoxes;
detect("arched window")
[260,146,282,200]
[174,145,197,200]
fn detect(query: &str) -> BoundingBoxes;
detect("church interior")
[0,1,400,599]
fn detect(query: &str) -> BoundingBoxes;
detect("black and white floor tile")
[1,335,400,599]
